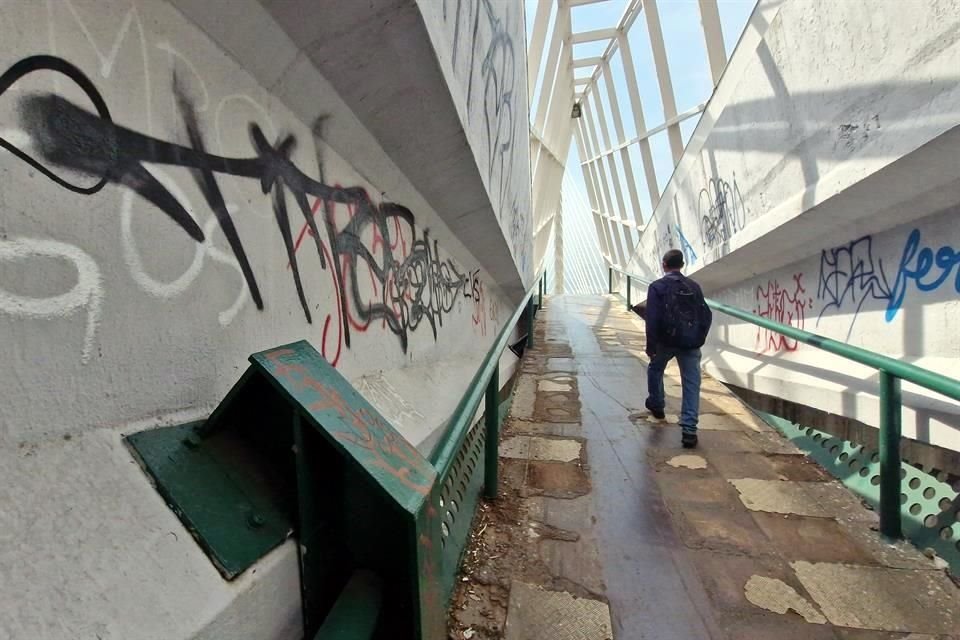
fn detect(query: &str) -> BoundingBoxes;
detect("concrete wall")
[626,0,960,450]
[0,0,526,636]
[418,0,534,279]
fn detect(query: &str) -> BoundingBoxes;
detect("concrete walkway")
[449,295,960,640]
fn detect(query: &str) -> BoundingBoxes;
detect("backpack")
[660,274,711,349]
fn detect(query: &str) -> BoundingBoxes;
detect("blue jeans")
[647,347,702,435]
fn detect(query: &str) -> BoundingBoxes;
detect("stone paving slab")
[793,561,960,634]
[504,582,612,640]
[504,418,582,438]
[744,574,828,623]
[750,513,879,565]
[707,451,831,482]
[673,502,779,555]
[801,481,880,523]
[730,478,832,517]
[512,376,536,420]
[500,436,582,463]
[747,429,806,454]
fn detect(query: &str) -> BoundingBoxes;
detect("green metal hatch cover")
[126,420,294,579]
[127,341,449,638]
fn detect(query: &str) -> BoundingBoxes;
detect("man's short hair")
[663,249,684,269]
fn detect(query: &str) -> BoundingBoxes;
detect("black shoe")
[645,398,665,420]
[681,433,698,449]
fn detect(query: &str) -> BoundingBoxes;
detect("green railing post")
[526,297,535,350]
[483,362,500,500]
[626,276,632,310]
[879,371,903,539]
[608,267,613,294]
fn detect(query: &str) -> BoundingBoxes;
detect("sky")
[525,0,757,224]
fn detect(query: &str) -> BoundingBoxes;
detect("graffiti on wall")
[817,228,960,339]
[698,174,747,250]
[652,225,674,265]
[886,228,960,321]
[816,234,892,339]
[0,50,487,364]
[442,0,530,273]
[754,273,812,353]
[466,270,488,337]
[675,225,698,264]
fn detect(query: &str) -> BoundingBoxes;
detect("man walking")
[643,250,712,448]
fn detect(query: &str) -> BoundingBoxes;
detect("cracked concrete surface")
[448,296,960,640]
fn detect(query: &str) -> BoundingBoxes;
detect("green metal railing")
[315,268,545,640]
[609,265,960,540]
[430,267,546,494]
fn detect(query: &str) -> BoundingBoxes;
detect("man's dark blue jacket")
[644,271,710,352]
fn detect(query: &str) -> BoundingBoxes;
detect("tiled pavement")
[449,295,960,640]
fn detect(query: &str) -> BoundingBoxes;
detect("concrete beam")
[259,0,525,294]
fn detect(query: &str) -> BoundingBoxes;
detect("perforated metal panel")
[437,420,488,598]
[758,411,960,573]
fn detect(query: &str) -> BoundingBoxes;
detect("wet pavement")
[449,295,960,640]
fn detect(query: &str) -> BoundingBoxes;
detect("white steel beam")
[568,0,643,97]
[579,158,612,260]
[533,4,569,133]
[527,0,554,98]
[589,90,630,239]
[617,32,661,210]
[530,126,565,166]
[583,95,616,218]
[580,103,705,165]
[572,57,603,68]
[582,102,626,265]
[643,0,684,163]
[568,0,613,6]
[574,123,609,260]
[570,28,619,44]
[601,58,644,227]
[698,0,727,86]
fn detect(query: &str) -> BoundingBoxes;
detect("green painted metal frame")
[608,266,960,540]
[313,570,384,640]
[127,268,545,640]
[425,269,546,606]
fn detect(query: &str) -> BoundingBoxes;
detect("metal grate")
[758,411,960,574]
[437,419,488,599]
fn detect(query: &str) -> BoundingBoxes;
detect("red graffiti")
[754,273,813,353]
[286,187,471,356]
[471,276,486,337]
[488,294,500,326]
[288,198,343,367]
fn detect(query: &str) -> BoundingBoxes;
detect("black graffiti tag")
[1,55,470,354]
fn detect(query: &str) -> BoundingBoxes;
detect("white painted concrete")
[0,0,528,636]
[418,0,536,282]
[625,0,960,451]
[0,427,302,639]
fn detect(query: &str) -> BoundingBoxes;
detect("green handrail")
[608,265,960,539]
[430,269,546,495]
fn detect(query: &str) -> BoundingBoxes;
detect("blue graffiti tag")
[886,228,960,321]
[675,225,698,263]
